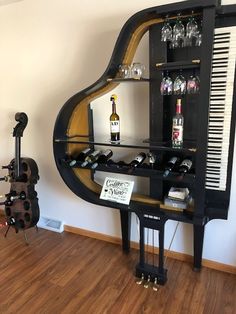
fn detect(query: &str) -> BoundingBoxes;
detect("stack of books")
[164,187,192,209]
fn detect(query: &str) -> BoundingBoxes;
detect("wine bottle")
[69,148,93,167]
[129,152,146,168]
[110,94,120,142]
[2,163,14,170]
[178,158,192,178]
[163,156,180,177]
[172,98,184,148]
[147,152,156,167]
[91,149,113,169]
[81,150,101,167]
[9,191,26,201]
[0,176,9,182]
[0,199,13,206]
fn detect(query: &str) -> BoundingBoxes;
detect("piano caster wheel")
[143,275,151,289]
[136,273,144,285]
[152,277,158,291]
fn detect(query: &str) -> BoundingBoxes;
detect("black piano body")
[53,0,236,284]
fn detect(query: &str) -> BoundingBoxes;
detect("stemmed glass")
[170,14,185,49]
[161,16,172,42]
[119,64,131,79]
[173,71,186,95]
[195,20,202,47]
[160,71,173,95]
[187,72,200,94]
[185,13,199,47]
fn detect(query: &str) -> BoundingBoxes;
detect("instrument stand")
[4,222,32,245]
[4,224,11,238]
[23,230,29,245]
[135,210,168,285]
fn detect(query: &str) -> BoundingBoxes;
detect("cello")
[0,113,40,237]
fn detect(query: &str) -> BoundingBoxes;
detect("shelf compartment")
[60,159,195,185]
[156,60,200,71]
[54,136,197,154]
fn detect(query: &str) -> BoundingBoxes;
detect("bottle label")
[82,148,91,154]
[135,155,144,163]
[103,150,111,157]
[110,121,120,133]
[180,159,192,169]
[169,157,178,164]
[172,126,183,142]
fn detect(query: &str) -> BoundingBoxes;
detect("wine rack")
[53,0,236,285]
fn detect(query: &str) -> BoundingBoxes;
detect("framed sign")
[100,177,134,205]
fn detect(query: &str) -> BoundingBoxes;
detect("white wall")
[0,0,235,266]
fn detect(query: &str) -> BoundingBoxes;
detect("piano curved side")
[53,8,166,210]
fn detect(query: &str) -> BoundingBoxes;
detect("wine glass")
[160,71,173,95]
[131,63,145,79]
[171,14,185,48]
[119,64,131,78]
[173,72,186,95]
[161,16,172,42]
[185,14,199,47]
[187,73,200,94]
[195,20,202,47]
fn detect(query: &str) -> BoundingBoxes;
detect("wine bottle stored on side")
[81,150,101,167]
[129,152,146,168]
[8,191,26,201]
[69,148,93,167]
[0,176,9,182]
[172,98,184,148]
[178,158,192,179]
[2,163,14,170]
[91,149,113,169]
[110,94,120,142]
[163,156,180,177]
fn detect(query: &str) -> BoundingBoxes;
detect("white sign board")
[100,177,134,205]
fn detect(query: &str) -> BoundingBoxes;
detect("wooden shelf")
[156,60,201,71]
[107,77,150,82]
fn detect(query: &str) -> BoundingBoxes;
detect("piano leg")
[193,224,205,271]
[120,210,131,253]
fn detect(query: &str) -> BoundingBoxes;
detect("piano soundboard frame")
[53,0,236,284]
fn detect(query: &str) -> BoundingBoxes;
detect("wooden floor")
[0,225,236,314]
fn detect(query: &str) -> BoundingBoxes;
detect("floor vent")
[37,217,64,233]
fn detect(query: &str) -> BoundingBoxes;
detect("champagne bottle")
[172,98,184,148]
[178,158,192,178]
[81,150,101,167]
[163,156,180,177]
[110,94,120,142]
[91,149,113,169]
[69,148,93,167]
[129,152,146,168]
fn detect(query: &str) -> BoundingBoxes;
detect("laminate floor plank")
[0,225,235,314]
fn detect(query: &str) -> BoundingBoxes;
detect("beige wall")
[0,0,236,266]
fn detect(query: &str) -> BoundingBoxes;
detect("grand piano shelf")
[53,0,236,285]
[54,136,197,154]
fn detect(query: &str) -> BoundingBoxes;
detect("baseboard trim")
[64,224,236,275]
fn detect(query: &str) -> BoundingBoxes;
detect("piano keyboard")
[206,26,236,191]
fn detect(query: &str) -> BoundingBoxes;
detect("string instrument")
[0,112,40,234]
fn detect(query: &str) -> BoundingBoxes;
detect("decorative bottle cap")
[110,94,117,101]
[176,98,182,113]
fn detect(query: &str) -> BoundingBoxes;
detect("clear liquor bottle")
[172,98,184,148]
